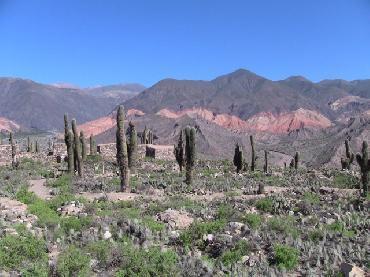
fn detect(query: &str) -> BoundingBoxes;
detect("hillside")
[0,78,144,131]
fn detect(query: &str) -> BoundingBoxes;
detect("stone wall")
[97,143,175,161]
[0,144,19,165]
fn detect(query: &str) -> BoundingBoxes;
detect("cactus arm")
[356,154,363,166]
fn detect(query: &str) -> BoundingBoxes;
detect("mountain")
[124,69,370,122]
[0,78,144,131]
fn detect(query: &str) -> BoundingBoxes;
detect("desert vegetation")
[0,106,368,276]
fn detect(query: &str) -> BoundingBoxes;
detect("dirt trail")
[29,179,53,200]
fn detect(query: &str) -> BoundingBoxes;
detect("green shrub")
[274,244,299,270]
[256,197,273,212]
[16,186,37,204]
[219,240,251,267]
[242,213,262,229]
[116,243,178,277]
[48,174,72,194]
[180,219,226,247]
[326,221,355,238]
[216,203,235,220]
[333,172,359,189]
[86,240,112,268]
[303,192,320,204]
[142,216,165,232]
[308,229,324,242]
[57,245,91,277]
[28,199,59,227]
[60,216,93,234]
[268,216,299,238]
[0,233,48,273]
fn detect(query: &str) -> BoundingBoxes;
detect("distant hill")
[0,78,144,131]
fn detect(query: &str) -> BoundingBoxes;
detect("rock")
[157,209,193,229]
[340,263,365,277]
[203,233,214,242]
[326,218,336,225]
[103,230,112,240]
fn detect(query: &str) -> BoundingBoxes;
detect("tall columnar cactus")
[64,114,74,174]
[294,152,299,172]
[116,105,130,192]
[355,141,369,197]
[185,126,196,185]
[341,139,355,170]
[72,119,83,176]
[127,121,138,174]
[250,135,257,171]
[35,140,39,153]
[263,150,268,173]
[233,143,243,173]
[149,130,153,144]
[89,135,96,155]
[80,131,87,161]
[27,136,31,152]
[141,126,148,144]
[174,130,185,172]
[9,132,17,169]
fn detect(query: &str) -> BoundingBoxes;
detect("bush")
[116,243,178,277]
[256,197,273,212]
[308,229,324,242]
[273,244,299,270]
[28,199,59,227]
[0,233,48,273]
[57,245,91,277]
[242,213,262,229]
[219,240,251,267]
[180,219,226,247]
[86,240,112,268]
[60,216,93,234]
[267,216,299,238]
[303,192,320,204]
[16,186,37,204]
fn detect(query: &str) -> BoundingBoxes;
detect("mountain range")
[1,69,369,167]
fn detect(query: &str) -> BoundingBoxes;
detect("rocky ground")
[0,156,368,276]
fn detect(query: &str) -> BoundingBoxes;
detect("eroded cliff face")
[0,117,20,132]
[156,107,332,134]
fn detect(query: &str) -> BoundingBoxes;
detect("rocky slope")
[0,78,144,131]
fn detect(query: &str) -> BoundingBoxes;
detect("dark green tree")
[116,105,130,192]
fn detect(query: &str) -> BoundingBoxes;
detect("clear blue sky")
[0,0,369,87]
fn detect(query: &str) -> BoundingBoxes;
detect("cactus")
[233,143,243,173]
[263,150,268,173]
[174,130,185,172]
[127,121,138,174]
[27,136,31,152]
[355,141,369,197]
[141,126,148,144]
[80,131,87,161]
[341,139,355,170]
[35,140,39,153]
[250,135,257,171]
[72,119,83,176]
[89,135,96,155]
[116,105,130,192]
[185,126,196,185]
[64,114,74,174]
[294,152,299,171]
[9,132,17,169]
[289,159,294,170]
[149,130,154,144]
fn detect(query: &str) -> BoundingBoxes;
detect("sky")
[0,0,369,87]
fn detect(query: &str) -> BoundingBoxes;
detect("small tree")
[174,130,185,172]
[233,144,243,173]
[185,127,196,185]
[355,141,369,197]
[116,105,130,192]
